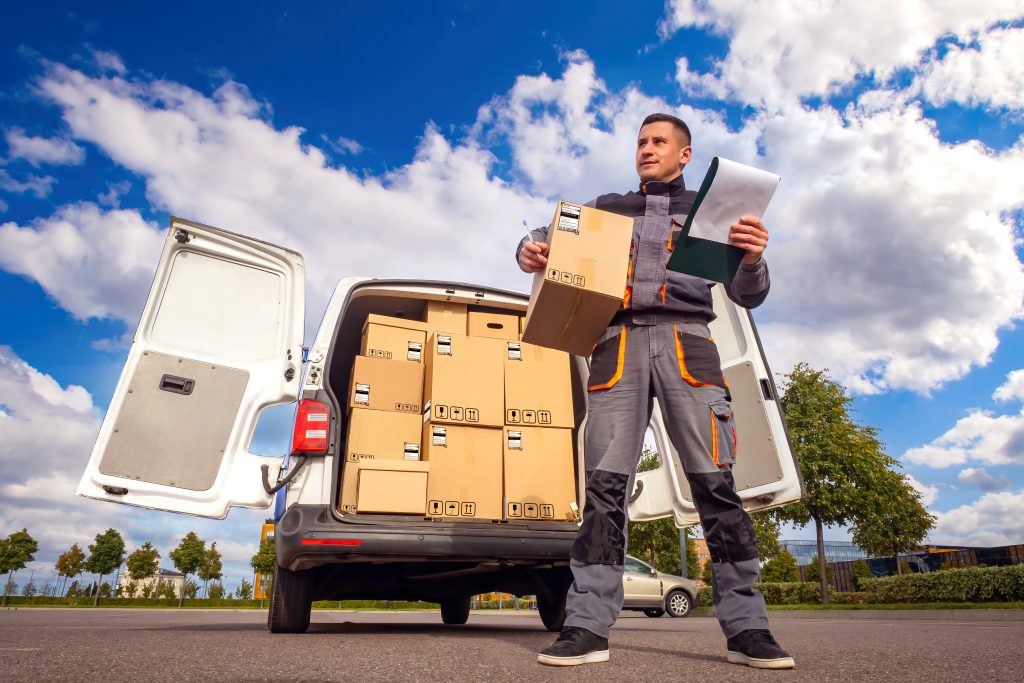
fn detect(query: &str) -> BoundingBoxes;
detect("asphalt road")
[1,608,1021,682]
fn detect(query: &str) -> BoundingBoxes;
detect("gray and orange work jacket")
[518,174,771,391]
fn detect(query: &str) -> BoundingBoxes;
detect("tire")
[643,608,665,618]
[537,588,567,632]
[440,596,471,625]
[267,563,314,633]
[665,589,691,618]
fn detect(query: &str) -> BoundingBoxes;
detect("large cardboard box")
[361,314,428,363]
[504,341,573,429]
[467,311,520,341]
[423,424,503,520]
[349,355,424,414]
[522,201,634,356]
[423,333,504,427]
[340,460,429,515]
[503,427,576,521]
[423,300,468,338]
[345,409,422,464]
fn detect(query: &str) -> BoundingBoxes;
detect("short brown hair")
[640,113,692,147]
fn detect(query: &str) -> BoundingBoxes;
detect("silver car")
[622,555,699,618]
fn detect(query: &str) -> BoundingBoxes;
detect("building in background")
[692,538,711,585]
[782,540,869,566]
[116,568,184,598]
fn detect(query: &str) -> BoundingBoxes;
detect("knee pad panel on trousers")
[687,469,759,564]
[570,469,629,566]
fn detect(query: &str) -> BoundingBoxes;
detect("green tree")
[86,529,126,606]
[169,532,206,607]
[183,578,199,599]
[22,578,38,597]
[208,582,226,599]
[850,560,874,590]
[55,543,87,597]
[159,581,177,600]
[683,529,700,580]
[251,536,277,582]
[805,555,834,584]
[775,364,899,603]
[198,542,223,598]
[123,579,139,598]
[751,511,782,561]
[235,578,253,600]
[851,469,935,576]
[126,542,160,587]
[700,557,713,586]
[0,529,39,606]
[626,448,686,575]
[760,549,799,583]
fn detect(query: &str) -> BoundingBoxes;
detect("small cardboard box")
[423,300,468,338]
[361,314,428,363]
[349,355,424,414]
[467,311,520,340]
[345,409,422,464]
[503,427,576,522]
[340,460,429,515]
[423,424,503,520]
[423,333,504,427]
[522,201,634,356]
[504,341,573,429]
[358,460,429,514]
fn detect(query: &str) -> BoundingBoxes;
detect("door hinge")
[174,229,190,244]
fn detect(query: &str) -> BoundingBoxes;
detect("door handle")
[159,374,195,395]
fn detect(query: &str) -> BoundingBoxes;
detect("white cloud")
[917,27,1024,110]
[91,49,126,75]
[97,179,131,208]
[994,368,1024,402]
[958,467,1013,492]
[905,474,939,506]
[5,127,86,167]
[904,409,1024,468]
[931,490,1024,546]
[329,135,364,155]
[660,0,1024,107]
[0,168,55,197]
[0,203,164,322]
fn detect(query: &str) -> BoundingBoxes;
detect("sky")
[1,1,1023,593]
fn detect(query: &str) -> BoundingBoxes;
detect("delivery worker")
[517,113,794,670]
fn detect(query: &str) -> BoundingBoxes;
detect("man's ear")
[678,145,692,169]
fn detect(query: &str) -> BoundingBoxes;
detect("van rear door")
[77,217,304,518]
[628,284,804,526]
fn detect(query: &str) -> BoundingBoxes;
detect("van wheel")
[537,589,567,632]
[440,596,471,625]
[643,608,665,618]
[665,589,691,618]
[267,563,314,633]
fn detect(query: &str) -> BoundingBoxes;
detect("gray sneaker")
[537,626,610,666]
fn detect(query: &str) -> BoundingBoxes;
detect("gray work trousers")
[564,322,769,639]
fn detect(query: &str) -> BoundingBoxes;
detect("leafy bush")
[755,581,832,604]
[698,586,712,607]
[859,565,1024,603]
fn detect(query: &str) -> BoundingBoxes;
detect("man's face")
[635,121,692,183]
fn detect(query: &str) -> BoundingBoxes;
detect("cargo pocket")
[709,399,737,467]
[588,326,627,391]
[673,325,727,390]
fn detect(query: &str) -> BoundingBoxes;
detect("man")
[516,113,794,670]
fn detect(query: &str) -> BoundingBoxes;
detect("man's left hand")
[729,215,769,265]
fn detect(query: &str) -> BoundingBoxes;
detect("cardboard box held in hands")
[522,201,634,356]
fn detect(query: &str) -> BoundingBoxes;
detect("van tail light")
[292,400,330,453]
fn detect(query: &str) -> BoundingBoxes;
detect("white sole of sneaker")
[727,651,795,669]
[537,650,610,667]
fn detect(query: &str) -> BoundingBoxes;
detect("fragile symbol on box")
[428,499,444,516]
[507,502,522,518]
[545,269,586,289]
[507,409,520,424]
[434,404,449,420]
[367,348,392,360]
[540,504,555,519]
[395,402,420,413]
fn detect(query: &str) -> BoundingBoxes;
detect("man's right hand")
[519,240,549,273]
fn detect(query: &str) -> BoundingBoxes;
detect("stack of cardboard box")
[339,300,578,522]
[340,314,430,515]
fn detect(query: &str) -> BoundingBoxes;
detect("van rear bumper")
[276,504,578,571]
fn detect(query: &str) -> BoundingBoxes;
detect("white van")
[77,217,804,633]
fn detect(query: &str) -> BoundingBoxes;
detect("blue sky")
[2,2,1023,592]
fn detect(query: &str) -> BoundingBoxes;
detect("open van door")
[628,284,804,526]
[77,217,304,519]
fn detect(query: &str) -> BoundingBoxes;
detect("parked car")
[622,555,698,618]
[76,217,803,633]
